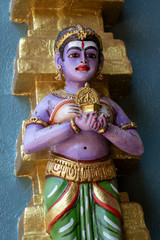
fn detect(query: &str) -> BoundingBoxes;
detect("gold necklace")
[52,90,75,99]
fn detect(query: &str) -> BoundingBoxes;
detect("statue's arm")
[24,95,74,154]
[102,97,144,156]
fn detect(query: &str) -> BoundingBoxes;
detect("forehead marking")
[67,41,97,50]
[82,41,85,50]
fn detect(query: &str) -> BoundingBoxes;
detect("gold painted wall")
[10,0,150,239]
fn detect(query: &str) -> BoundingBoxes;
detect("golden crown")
[75,82,101,114]
[54,24,103,53]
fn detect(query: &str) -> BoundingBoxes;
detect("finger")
[95,123,101,131]
[70,107,81,111]
[89,112,96,119]
[98,122,103,130]
[86,113,92,124]
[88,113,97,125]
[70,104,80,107]
[92,121,98,131]
[93,122,103,131]
[83,113,90,123]
[99,113,105,117]
[68,111,80,115]
[98,117,106,129]
[99,113,106,120]
[78,114,89,121]
[69,108,81,113]
[82,113,89,118]
[90,115,98,128]
[93,122,102,131]
[69,107,80,111]
[69,111,81,114]
[104,114,110,121]
[75,115,82,120]
[100,114,108,125]
[102,117,107,129]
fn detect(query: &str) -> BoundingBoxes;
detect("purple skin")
[24,40,144,160]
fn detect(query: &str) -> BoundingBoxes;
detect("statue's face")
[61,40,99,82]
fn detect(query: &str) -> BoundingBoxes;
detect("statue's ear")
[54,51,63,70]
[99,54,104,70]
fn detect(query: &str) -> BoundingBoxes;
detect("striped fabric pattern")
[44,177,122,240]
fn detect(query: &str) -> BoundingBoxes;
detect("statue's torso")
[47,94,114,161]
[51,130,110,160]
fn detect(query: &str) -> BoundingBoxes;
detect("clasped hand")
[75,112,108,132]
[66,104,108,132]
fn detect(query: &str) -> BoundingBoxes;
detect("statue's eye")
[86,53,96,58]
[68,53,79,58]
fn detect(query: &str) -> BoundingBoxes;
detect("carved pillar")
[10,0,150,239]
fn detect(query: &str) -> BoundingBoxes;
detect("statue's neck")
[64,80,90,94]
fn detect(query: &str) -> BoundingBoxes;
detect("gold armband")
[26,117,49,128]
[70,119,81,134]
[120,122,137,130]
[97,123,108,134]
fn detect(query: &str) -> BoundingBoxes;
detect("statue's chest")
[49,99,115,125]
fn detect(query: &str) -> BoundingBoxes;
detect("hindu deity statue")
[24,25,144,240]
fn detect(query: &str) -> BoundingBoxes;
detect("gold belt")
[45,153,116,183]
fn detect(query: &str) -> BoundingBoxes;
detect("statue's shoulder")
[38,93,62,107]
[100,95,114,107]
[100,95,123,116]
[32,94,61,119]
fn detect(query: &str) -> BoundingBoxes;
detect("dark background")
[0,0,160,239]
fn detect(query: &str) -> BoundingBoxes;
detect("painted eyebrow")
[85,46,97,51]
[67,47,81,53]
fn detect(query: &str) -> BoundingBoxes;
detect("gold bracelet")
[97,123,108,134]
[70,119,81,134]
[26,117,49,128]
[120,122,137,130]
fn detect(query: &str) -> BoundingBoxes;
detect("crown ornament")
[76,24,88,40]
[54,24,103,53]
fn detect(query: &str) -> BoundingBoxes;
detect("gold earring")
[58,65,62,71]
[97,65,103,80]
[55,65,62,81]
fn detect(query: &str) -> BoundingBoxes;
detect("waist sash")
[45,153,116,183]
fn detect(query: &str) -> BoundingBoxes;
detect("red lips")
[75,65,90,71]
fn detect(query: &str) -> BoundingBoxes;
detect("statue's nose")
[80,57,87,64]
[80,52,87,64]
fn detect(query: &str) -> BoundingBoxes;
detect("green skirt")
[44,177,123,240]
